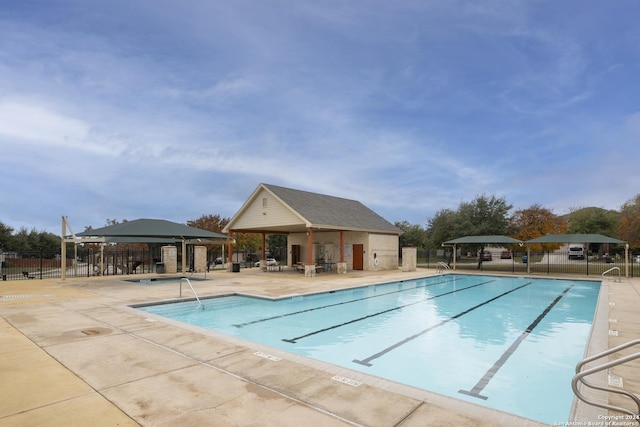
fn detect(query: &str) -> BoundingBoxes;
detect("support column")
[182,239,187,274]
[453,244,457,270]
[228,231,234,271]
[305,228,316,277]
[306,228,313,265]
[625,244,629,278]
[61,217,66,280]
[261,233,267,270]
[401,247,417,272]
[337,230,347,274]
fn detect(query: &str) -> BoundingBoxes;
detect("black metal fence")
[4,246,640,280]
[1,248,170,281]
[416,247,640,277]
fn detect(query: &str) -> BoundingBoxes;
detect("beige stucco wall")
[287,231,398,272]
[368,233,399,271]
[160,246,178,274]
[193,246,207,273]
[401,246,417,272]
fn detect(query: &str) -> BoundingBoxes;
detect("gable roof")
[224,183,400,234]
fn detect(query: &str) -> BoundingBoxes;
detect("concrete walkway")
[1,268,638,426]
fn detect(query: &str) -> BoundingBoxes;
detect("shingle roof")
[263,184,400,234]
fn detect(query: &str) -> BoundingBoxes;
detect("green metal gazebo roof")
[525,233,626,244]
[77,218,229,241]
[443,235,523,245]
[443,233,626,246]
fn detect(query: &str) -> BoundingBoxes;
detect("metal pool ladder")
[572,339,640,419]
[180,277,204,309]
[602,266,621,282]
[436,262,450,274]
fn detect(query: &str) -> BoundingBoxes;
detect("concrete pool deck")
[1,268,639,426]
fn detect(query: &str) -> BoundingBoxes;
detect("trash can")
[156,262,165,274]
[232,263,240,273]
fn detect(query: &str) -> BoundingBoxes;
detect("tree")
[233,232,261,263]
[187,214,230,261]
[456,195,512,268]
[425,208,457,248]
[0,222,14,252]
[187,214,229,233]
[395,221,426,248]
[425,195,512,267]
[618,195,640,249]
[5,226,60,256]
[455,194,512,237]
[566,207,618,236]
[267,234,287,261]
[510,204,567,252]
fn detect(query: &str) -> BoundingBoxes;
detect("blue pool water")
[135,274,600,424]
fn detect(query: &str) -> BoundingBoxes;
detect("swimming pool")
[135,274,600,424]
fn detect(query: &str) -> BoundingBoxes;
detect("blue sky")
[1,1,639,235]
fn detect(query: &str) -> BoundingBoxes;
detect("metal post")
[61,216,67,280]
[625,244,629,278]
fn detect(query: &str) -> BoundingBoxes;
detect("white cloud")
[0,101,89,146]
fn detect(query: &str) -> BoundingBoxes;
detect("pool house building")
[223,183,401,276]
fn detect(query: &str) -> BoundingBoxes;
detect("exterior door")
[292,245,301,265]
[353,244,364,270]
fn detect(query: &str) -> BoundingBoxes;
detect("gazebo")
[525,234,628,276]
[443,233,629,276]
[65,217,230,279]
[442,235,524,270]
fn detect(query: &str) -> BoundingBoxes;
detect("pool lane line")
[458,284,573,400]
[281,279,497,344]
[352,281,533,367]
[232,276,465,328]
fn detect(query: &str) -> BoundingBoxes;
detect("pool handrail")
[572,338,640,420]
[436,262,450,273]
[602,266,621,282]
[180,277,204,309]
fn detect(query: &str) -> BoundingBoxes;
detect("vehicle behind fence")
[415,247,640,277]
[1,248,166,281]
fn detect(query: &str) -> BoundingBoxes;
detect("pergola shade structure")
[525,233,629,276]
[442,235,524,270]
[76,219,230,241]
[65,218,230,278]
[443,235,524,245]
[525,233,626,245]
[442,233,629,276]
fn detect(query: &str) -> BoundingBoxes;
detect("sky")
[1,0,639,235]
